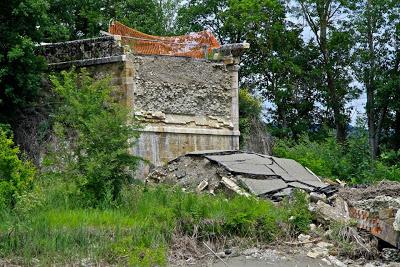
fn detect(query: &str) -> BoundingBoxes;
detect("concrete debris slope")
[337,181,400,249]
[147,150,400,254]
[310,180,400,249]
[146,150,331,200]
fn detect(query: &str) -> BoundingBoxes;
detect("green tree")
[176,0,285,43]
[244,33,327,139]
[177,0,329,140]
[46,69,141,206]
[44,0,181,42]
[353,0,400,158]
[295,0,357,142]
[0,0,48,123]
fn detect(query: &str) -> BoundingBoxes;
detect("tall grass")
[0,184,312,266]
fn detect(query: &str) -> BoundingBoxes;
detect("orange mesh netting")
[108,21,220,59]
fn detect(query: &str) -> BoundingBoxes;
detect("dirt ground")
[209,253,330,267]
[169,245,400,267]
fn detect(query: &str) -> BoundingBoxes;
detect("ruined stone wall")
[40,36,124,68]
[41,37,240,178]
[128,55,238,176]
[131,55,231,117]
[130,55,234,128]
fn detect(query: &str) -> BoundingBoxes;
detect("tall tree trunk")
[394,110,400,150]
[366,0,378,159]
[319,3,346,142]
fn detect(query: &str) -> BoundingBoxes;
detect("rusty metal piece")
[349,207,400,248]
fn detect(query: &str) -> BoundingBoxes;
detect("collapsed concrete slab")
[146,150,329,200]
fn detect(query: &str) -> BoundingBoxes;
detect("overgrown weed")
[327,222,379,260]
[0,185,312,266]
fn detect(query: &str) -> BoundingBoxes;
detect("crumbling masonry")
[41,34,248,177]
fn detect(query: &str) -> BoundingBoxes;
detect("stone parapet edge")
[48,55,126,69]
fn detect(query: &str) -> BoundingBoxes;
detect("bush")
[44,69,141,207]
[0,127,35,209]
[273,131,400,184]
[273,134,342,178]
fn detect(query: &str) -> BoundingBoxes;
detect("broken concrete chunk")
[312,199,349,224]
[196,180,208,193]
[272,188,293,198]
[272,157,321,183]
[146,150,330,200]
[242,247,259,256]
[307,246,329,259]
[288,182,314,191]
[321,258,333,266]
[298,234,311,242]
[175,170,186,178]
[353,195,400,213]
[310,192,328,203]
[327,255,346,267]
[316,242,334,249]
[220,177,251,197]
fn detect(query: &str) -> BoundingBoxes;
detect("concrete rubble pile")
[308,180,400,261]
[146,150,333,200]
[147,150,400,262]
[337,181,400,249]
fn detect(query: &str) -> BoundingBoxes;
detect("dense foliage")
[0,0,47,123]
[45,69,140,207]
[238,88,262,144]
[274,132,400,184]
[0,127,35,209]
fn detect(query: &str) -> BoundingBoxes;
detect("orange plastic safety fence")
[108,21,220,59]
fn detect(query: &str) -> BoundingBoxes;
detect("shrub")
[273,131,400,184]
[281,189,313,234]
[44,68,141,207]
[273,134,341,178]
[0,127,35,209]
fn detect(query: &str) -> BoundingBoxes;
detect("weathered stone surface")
[129,55,232,117]
[312,199,350,224]
[238,177,287,195]
[353,196,400,213]
[394,210,400,231]
[40,36,124,64]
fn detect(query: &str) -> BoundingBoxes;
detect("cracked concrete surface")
[147,150,329,199]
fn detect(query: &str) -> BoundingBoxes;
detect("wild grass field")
[0,182,312,266]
